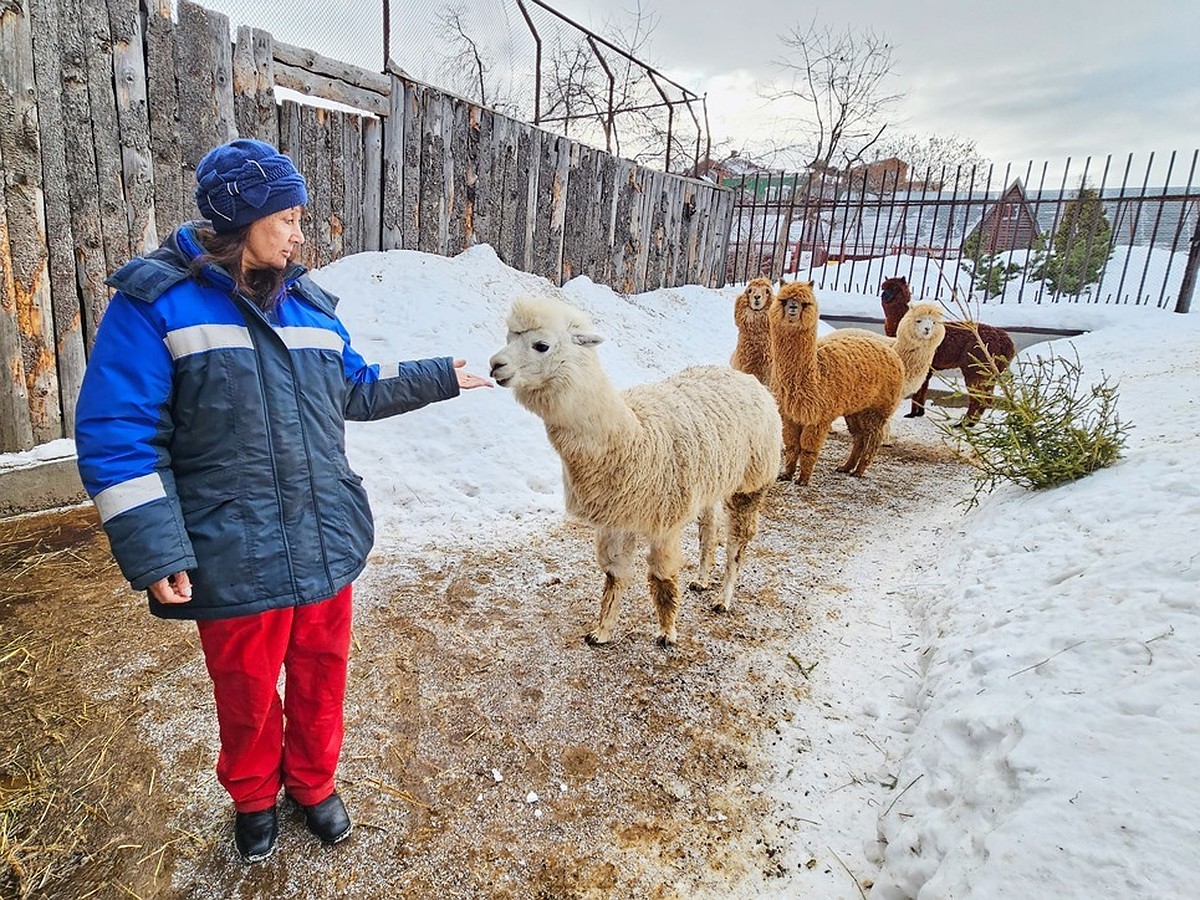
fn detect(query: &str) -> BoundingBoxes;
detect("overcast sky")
[548,0,1199,170]
[209,0,1198,177]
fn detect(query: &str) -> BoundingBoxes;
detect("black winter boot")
[234,806,278,863]
[300,792,353,845]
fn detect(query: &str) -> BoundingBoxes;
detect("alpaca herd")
[768,281,903,485]
[488,277,1013,647]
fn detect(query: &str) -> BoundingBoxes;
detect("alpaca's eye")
[532,341,550,353]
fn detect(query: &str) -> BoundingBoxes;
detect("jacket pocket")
[325,473,374,568]
[180,494,255,606]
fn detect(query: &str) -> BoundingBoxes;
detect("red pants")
[196,585,352,813]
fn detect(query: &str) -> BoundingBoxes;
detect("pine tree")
[962,230,1024,299]
[1040,186,1113,296]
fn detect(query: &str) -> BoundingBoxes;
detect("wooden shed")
[963,178,1042,254]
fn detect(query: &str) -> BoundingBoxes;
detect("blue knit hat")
[195,139,309,232]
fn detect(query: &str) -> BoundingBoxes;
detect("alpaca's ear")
[900,276,907,284]
[572,331,604,348]
[806,280,815,289]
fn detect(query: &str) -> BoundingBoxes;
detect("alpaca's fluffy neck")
[882,290,911,336]
[738,311,770,341]
[736,312,772,369]
[771,315,818,386]
[518,359,639,461]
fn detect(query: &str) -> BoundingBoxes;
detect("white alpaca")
[823,302,946,398]
[489,296,783,647]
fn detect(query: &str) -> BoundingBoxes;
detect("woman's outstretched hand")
[454,359,494,390]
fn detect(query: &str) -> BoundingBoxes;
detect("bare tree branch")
[439,5,489,106]
[875,132,992,187]
[762,17,904,173]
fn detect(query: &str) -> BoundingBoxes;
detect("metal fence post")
[1176,215,1200,313]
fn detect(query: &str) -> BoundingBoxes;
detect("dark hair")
[192,225,286,308]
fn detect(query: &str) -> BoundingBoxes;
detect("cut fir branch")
[937,346,1131,506]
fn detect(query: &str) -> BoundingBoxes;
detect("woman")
[74,139,491,863]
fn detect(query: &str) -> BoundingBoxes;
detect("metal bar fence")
[725,152,1200,310]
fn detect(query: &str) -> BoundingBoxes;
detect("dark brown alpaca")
[880,276,1015,426]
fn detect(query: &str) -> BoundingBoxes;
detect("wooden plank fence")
[0,0,735,454]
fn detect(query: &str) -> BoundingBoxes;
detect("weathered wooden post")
[0,0,59,449]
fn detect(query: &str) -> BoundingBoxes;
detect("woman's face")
[242,206,305,272]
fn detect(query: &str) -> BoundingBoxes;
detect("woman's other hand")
[149,571,193,604]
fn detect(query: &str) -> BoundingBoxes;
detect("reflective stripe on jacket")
[75,224,459,620]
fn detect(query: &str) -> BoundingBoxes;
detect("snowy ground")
[322,245,1200,899]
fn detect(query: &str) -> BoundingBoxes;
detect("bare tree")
[537,1,701,171]
[436,3,523,115]
[876,132,991,188]
[764,17,904,173]
[541,39,602,139]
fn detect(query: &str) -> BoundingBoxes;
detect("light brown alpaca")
[730,277,775,386]
[769,281,904,485]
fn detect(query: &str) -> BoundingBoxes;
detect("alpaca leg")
[961,358,1003,426]
[847,414,887,476]
[906,370,932,417]
[795,421,832,485]
[714,488,767,613]
[585,528,638,646]
[647,531,684,647]
[959,366,986,426]
[689,503,721,592]
[838,414,868,474]
[779,418,802,480]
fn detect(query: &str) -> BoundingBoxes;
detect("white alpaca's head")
[489,297,605,403]
[900,302,945,341]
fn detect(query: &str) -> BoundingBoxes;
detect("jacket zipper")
[276,286,336,598]
[240,296,303,601]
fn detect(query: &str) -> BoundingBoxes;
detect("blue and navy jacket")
[75,224,460,620]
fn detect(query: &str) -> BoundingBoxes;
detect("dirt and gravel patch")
[1,418,975,899]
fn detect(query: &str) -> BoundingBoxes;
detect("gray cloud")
[555,0,1199,166]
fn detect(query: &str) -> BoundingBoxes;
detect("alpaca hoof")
[794,475,811,486]
[583,631,611,647]
[776,472,792,482]
[905,409,925,418]
[711,600,729,613]
[688,580,711,593]
[654,634,677,649]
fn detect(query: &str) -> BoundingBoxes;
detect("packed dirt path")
[1,419,976,899]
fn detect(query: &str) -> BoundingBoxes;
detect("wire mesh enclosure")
[195,0,708,174]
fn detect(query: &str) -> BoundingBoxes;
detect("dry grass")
[0,509,189,899]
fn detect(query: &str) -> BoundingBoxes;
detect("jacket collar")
[106,222,311,305]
